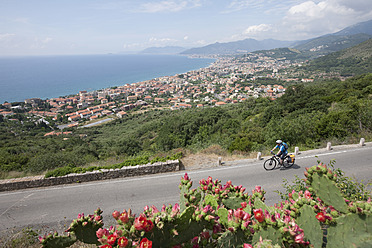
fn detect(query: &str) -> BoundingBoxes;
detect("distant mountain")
[139,46,187,54]
[291,33,372,58]
[333,19,372,36]
[180,38,294,55]
[304,38,372,76]
[179,19,372,56]
[251,47,309,61]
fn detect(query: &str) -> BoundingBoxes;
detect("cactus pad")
[297,205,323,248]
[254,198,273,213]
[327,214,372,248]
[217,207,229,226]
[252,226,283,246]
[311,173,348,213]
[222,196,244,210]
[40,233,77,248]
[217,229,248,248]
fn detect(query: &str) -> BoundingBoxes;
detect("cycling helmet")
[276,140,282,144]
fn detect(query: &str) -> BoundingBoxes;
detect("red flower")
[316,212,326,222]
[119,211,129,223]
[143,219,154,232]
[117,237,128,247]
[253,209,265,223]
[96,228,109,239]
[112,211,120,220]
[134,215,154,232]
[140,238,152,248]
[100,245,112,248]
[134,215,147,231]
[107,234,117,245]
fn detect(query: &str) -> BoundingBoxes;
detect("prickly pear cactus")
[173,206,210,246]
[217,229,248,248]
[254,238,281,248]
[40,208,103,248]
[223,196,245,210]
[327,214,372,248]
[217,207,229,226]
[252,226,283,246]
[254,198,273,214]
[67,208,103,244]
[205,194,219,210]
[296,205,323,248]
[39,232,77,248]
[179,173,193,212]
[306,164,348,213]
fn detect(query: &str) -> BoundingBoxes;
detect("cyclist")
[271,140,288,165]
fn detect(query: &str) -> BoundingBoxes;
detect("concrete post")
[218,157,222,166]
[360,138,365,146]
[295,147,299,155]
[257,152,262,160]
[327,142,332,150]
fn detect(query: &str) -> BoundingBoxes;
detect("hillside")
[179,19,372,56]
[181,38,293,55]
[333,19,372,36]
[304,38,372,76]
[1,73,372,178]
[251,47,308,61]
[292,33,372,58]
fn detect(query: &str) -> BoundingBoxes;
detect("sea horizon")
[0,54,215,104]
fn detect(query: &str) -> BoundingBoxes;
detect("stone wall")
[0,160,180,192]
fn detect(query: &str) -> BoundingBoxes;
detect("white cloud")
[139,0,201,13]
[148,37,179,47]
[229,0,372,41]
[276,0,372,39]
[227,0,265,12]
[30,37,54,49]
[42,37,53,44]
[243,24,272,35]
[195,40,207,45]
[0,33,16,40]
[225,0,304,14]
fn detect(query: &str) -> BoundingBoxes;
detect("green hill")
[305,38,372,76]
[293,33,372,56]
[1,73,372,177]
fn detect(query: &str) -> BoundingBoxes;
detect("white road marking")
[0,193,34,217]
[1,146,370,197]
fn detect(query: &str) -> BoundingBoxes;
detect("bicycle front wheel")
[283,155,295,168]
[263,158,276,170]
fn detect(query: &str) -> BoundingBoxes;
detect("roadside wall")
[0,160,180,192]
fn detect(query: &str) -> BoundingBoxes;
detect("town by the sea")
[0,54,215,103]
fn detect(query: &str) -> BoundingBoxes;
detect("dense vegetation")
[303,38,372,77]
[1,73,372,178]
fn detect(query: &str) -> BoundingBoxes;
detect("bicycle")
[263,151,295,170]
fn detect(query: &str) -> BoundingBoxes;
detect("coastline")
[0,54,216,104]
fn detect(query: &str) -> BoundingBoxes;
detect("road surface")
[1,143,371,236]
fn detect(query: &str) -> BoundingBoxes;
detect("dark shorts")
[279,152,288,160]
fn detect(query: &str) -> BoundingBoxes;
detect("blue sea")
[0,54,215,103]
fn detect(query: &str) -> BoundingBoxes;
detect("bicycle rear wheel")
[263,158,276,170]
[283,155,295,168]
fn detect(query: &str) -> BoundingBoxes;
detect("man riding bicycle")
[271,140,288,165]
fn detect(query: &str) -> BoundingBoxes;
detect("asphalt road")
[1,143,371,236]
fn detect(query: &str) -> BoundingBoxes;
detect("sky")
[1,0,372,56]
